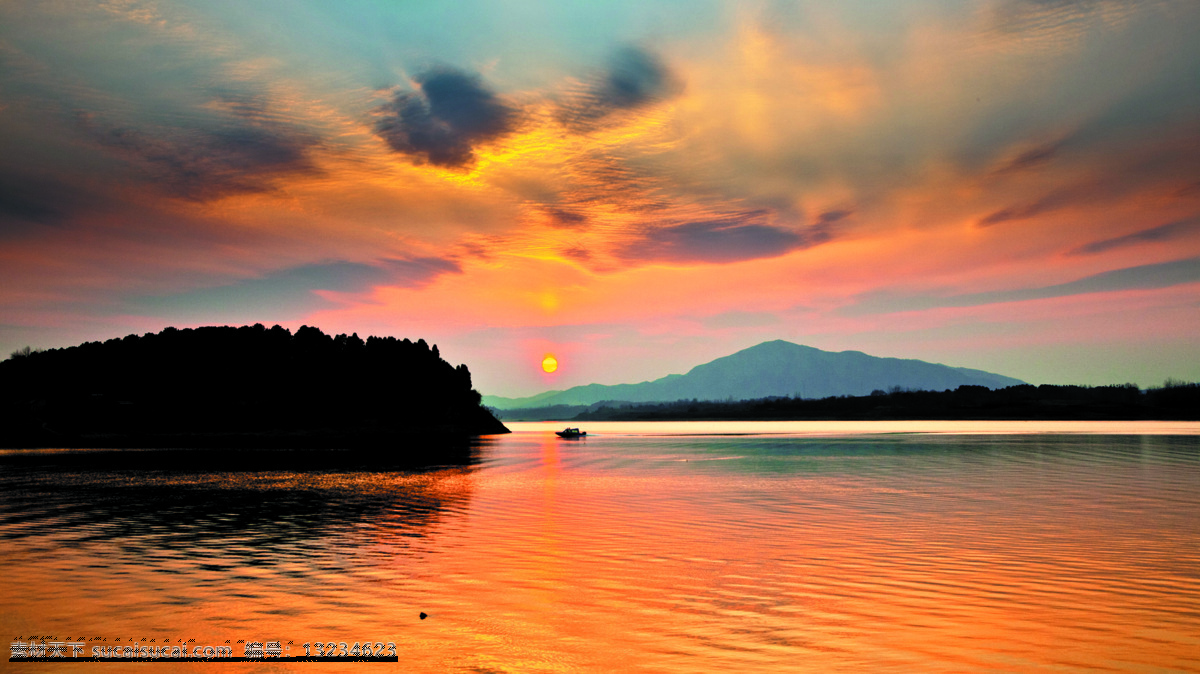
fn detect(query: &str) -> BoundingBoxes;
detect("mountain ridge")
[484,340,1024,410]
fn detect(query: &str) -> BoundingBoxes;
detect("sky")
[1,0,1198,398]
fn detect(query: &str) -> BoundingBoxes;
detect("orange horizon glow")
[1,1,1198,397]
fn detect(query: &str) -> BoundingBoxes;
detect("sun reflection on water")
[2,425,1199,671]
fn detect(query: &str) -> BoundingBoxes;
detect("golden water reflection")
[2,426,1198,671]
[508,419,1200,436]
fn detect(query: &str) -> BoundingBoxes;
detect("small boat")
[555,427,587,438]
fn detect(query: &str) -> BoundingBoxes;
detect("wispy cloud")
[1068,217,1200,256]
[76,107,323,201]
[977,190,1076,227]
[132,256,462,322]
[2,0,1199,391]
[992,140,1064,174]
[381,255,463,287]
[616,218,816,265]
[847,256,1200,315]
[982,0,1151,47]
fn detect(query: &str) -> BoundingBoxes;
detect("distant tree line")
[0,324,508,449]
[565,383,1200,422]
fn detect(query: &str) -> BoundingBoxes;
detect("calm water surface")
[2,421,1199,672]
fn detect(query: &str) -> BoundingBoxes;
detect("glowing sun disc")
[542,355,558,373]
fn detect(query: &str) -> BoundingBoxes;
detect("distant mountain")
[484,340,1024,410]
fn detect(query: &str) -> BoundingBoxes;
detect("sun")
[541,354,558,373]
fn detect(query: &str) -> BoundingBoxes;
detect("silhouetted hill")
[485,340,1024,409]
[0,324,508,451]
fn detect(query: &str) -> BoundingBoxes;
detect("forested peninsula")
[0,325,508,452]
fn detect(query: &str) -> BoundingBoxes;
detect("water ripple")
[1,431,1198,671]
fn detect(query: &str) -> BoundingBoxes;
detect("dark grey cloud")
[994,141,1063,174]
[457,240,496,261]
[618,218,818,265]
[134,257,461,322]
[845,255,1200,315]
[558,46,679,131]
[0,172,110,236]
[978,189,1079,226]
[815,209,852,225]
[545,207,588,228]
[374,67,516,168]
[78,112,322,201]
[0,174,72,229]
[561,246,592,262]
[602,46,673,109]
[1068,217,1200,256]
[208,89,276,121]
[979,121,1200,227]
[977,255,1200,300]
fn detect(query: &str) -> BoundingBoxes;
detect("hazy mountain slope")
[484,340,1024,409]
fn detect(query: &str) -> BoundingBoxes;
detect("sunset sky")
[1,0,1198,397]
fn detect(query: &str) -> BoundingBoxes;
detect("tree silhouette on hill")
[0,324,508,450]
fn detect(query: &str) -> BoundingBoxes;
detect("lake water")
[3,421,1199,672]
